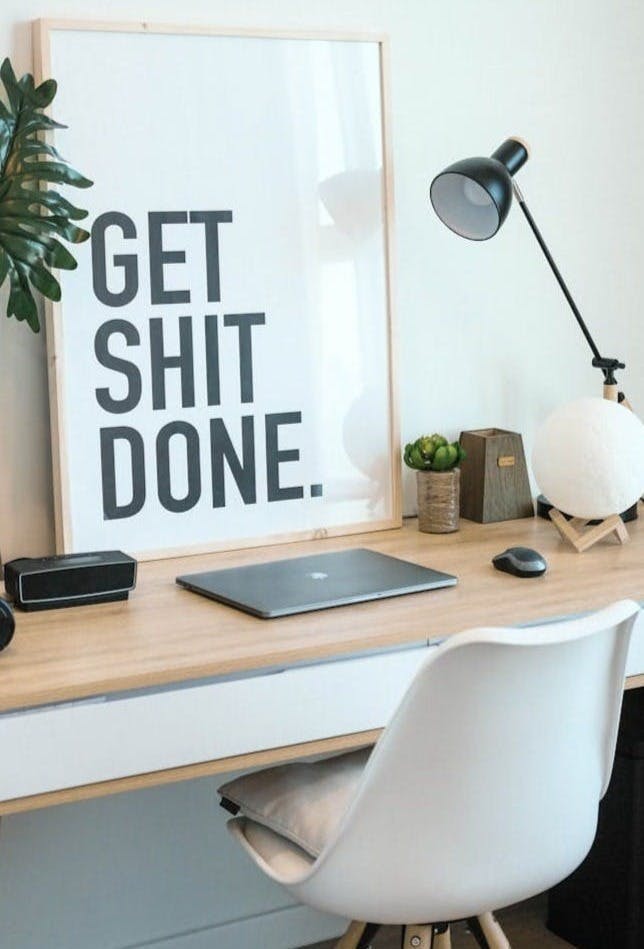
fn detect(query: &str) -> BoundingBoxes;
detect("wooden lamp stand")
[548,509,629,553]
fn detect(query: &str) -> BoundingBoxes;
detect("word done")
[100,413,322,519]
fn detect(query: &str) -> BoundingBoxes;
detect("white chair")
[219,600,640,949]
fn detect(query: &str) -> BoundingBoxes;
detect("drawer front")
[0,645,432,801]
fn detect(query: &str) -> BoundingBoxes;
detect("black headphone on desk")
[0,598,15,651]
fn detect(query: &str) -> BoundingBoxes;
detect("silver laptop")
[176,548,457,618]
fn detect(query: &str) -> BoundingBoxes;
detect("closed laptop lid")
[176,548,457,618]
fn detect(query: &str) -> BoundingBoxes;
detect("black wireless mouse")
[492,546,547,578]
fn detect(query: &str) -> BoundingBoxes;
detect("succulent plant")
[403,433,465,472]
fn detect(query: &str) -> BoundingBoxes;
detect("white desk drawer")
[0,645,431,801]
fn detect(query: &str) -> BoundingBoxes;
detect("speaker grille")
[21,563,135,601]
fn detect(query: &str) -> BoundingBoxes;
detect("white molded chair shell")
[229,600,640,925]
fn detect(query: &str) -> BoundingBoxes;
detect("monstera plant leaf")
[0,57,92,331]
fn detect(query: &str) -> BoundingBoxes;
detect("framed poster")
[34,20,400,559]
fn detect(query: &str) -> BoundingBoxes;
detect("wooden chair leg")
[336,920,380,949]
[433,924,452,949]
[477,912,511,948]
[337,921,367,949]
[401,924,435,948]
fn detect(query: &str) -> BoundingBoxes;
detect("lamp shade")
[430,138,529,241]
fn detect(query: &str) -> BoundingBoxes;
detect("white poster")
[41,23,399,558]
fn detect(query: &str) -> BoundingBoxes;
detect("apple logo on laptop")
[307,571,329,580]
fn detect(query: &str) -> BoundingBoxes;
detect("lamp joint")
[592,356,626,385]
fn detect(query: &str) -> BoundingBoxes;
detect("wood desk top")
[2,509,642,714]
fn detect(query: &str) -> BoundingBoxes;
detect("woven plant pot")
[417,468,460,533]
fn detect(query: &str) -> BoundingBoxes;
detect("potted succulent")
[404,434,465,533]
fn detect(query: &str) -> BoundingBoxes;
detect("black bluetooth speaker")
[4,550,137,611]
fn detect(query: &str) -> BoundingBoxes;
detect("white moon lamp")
[532,398,644,551]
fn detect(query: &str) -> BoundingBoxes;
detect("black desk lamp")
[429,138,627,403]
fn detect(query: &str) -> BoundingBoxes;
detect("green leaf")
[431,446,447,470]
[7,263,40,331]
[0,57,92,329]
[14,114,67,137]
[11,188,89,220]
[9,230,77,270]
[29,261,61,301]
[12,161,93,188]
[432,443,459,471]
[0,230,43,260]
[0,58,21,114]
[46,216,89,243]
[0,246,9,287]
[0,136,11,175]
[18,72,35,97]
[40,235,79,270]
[32,78,57,108]
[19,141,66,161]
[0,214,89,244]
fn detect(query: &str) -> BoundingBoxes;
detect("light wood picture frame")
[33,19,400,560]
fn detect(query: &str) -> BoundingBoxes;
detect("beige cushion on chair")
[218,746,372,857]
[240,820,316,882]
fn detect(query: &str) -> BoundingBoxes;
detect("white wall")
[1,0,643,561]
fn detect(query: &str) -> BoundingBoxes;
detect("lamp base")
[536,495,639,524]
[549,508,629,553]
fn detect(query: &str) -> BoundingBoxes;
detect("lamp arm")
[514,183,640,502]
[512,181,608,366]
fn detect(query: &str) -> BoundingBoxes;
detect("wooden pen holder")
[459,428,534,523]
